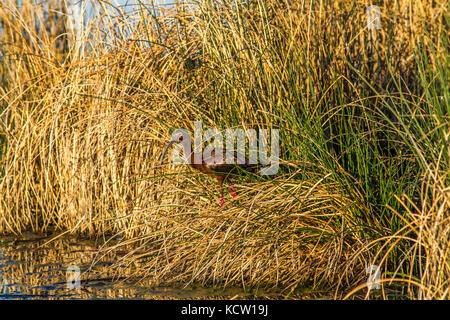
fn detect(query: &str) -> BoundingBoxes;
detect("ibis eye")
[179,136,184,142]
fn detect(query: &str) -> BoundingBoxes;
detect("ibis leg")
[220,188,224,207]
[228,181,237,198]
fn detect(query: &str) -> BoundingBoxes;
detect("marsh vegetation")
[0,0,448,299]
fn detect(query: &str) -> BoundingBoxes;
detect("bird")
[160,131,256,207]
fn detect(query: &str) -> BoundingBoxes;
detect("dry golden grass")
[0,0,448,298]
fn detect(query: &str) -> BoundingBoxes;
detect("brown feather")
[190,150,256,184]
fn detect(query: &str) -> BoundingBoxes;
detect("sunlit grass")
[0,0,448,299]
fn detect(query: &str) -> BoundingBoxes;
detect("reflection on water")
[0,232,270,300]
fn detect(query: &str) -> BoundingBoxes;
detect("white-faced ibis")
[160,131,256,207]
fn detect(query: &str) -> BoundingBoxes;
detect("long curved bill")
[160,139,177,165]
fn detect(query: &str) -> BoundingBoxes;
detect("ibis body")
[160,132,255,206]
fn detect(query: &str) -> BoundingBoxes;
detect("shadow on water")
[0,232,289,300]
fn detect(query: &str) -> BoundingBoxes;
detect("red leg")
[228,181,237,198]
[220,187,224,207]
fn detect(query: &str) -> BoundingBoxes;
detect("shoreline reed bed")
[0,0,448,298]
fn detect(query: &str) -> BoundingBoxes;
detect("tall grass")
[0,0,448,298]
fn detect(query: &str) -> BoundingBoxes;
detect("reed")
[0,0,448,299]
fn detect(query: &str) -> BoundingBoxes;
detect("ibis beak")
[160,139,177,165]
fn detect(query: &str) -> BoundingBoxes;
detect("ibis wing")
[203,150,256,173]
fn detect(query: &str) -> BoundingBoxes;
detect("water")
[0,232,269,300]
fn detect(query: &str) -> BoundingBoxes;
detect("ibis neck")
[189,151,203,170]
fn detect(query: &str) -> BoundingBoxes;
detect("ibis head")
[160,130,185,165]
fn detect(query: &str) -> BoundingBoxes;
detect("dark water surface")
[0,232,276,300]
